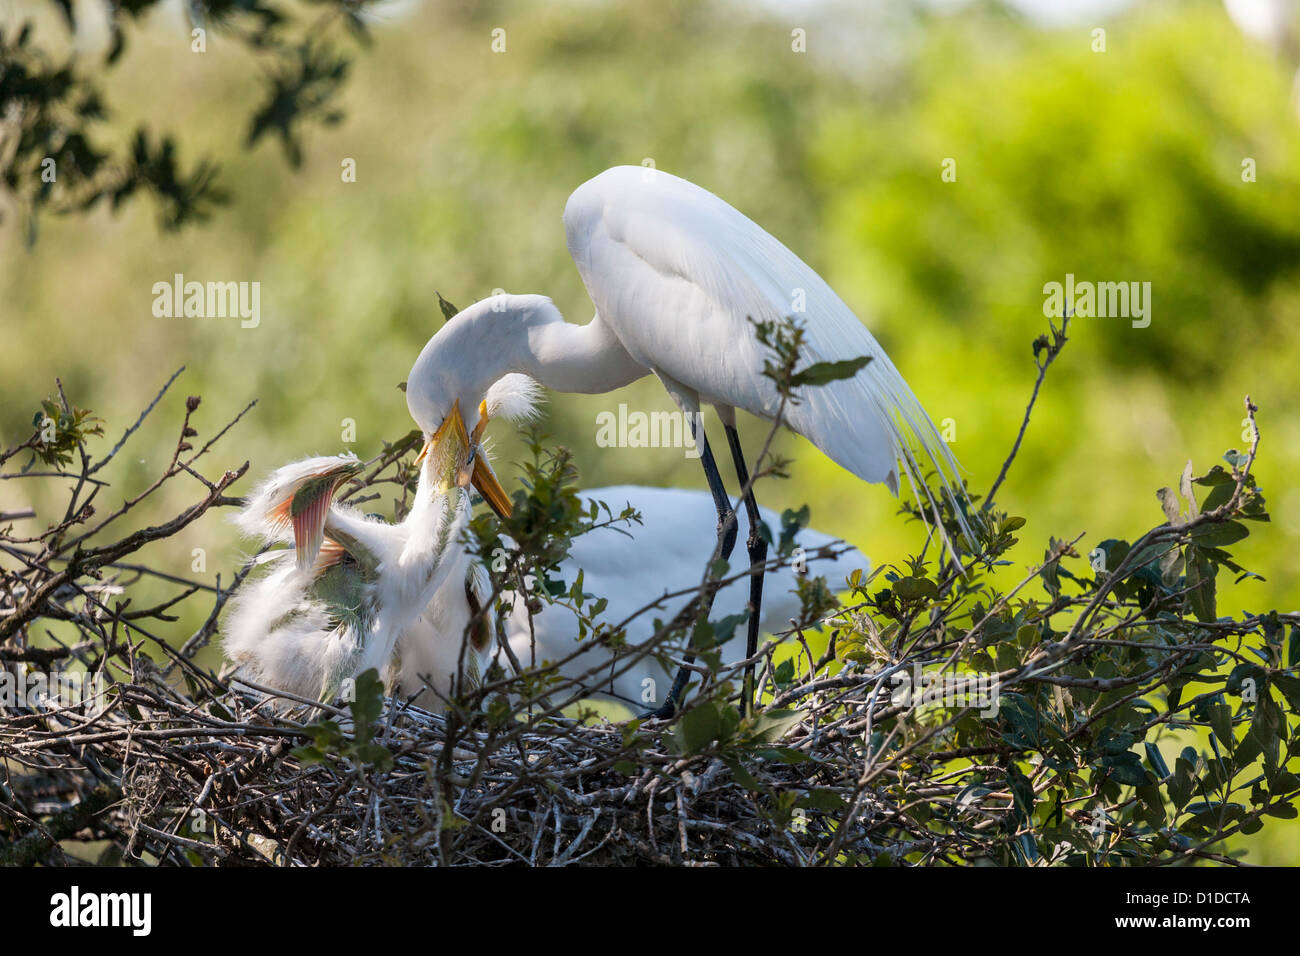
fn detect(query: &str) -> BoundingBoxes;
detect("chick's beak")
[417,400,513,519]
[417,401,467,468]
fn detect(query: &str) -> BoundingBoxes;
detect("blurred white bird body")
[1223,0,1300,116]
[1223,0,1297,46]
[496,485,866,710]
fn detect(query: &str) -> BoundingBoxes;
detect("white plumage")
[407,166,970,536]
[225,469,864,712]
[562,167,962,506]
[405,165,966,714]
[1223,0,1300,117]
[223,456,471,705]
[223,376,540,708]
[496,485,866,710]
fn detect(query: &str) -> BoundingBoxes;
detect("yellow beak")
[470,450,512,519]
[416,400,513,519]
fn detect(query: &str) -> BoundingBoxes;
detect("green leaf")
[1168,754,1196,810]
[354,742,394,772]
[790,355,872,389]
[746,708,804,745]
[1192,465,1235,487]
[1267,771,1300,794]
[350,668,386,735]
[998,694,1042,746]
[755,746,811,764]
[292,745,326,764]
[995,642,1021,671]
[1189,521,1249,548]
[1185,546,1217,622]
[440,802,468,830]
[720,755,760,790]
[676,701,722,753]
[1007,765,1035,824]
[1136,784,1167,828]
[436,291,460,321]
[799,789,849,813]
[1092,538,1131,590]
[893,576,939,602]
[1272,673,1300,713]
[1248,695,1283,769]
[1208,699,1234,751]
[1225,663,1266,698]
[1102,751,1150,787]
[1144,742,1170,779]
[1201,481,1235,512]
[778,505,810,556]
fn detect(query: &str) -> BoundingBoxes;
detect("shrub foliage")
[0,319,1297,866]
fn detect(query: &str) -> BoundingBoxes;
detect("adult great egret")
[407,165,970,715]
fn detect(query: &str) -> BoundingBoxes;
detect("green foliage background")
[3,0,1299,861]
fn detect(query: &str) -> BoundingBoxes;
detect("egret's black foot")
[637,700,677,720]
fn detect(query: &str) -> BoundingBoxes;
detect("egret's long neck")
[507,310,647,394]
[437,299,649,399]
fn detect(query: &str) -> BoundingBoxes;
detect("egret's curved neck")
[516,311,647,394]
[446,300,649,398]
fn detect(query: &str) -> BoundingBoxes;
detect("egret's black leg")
[724,424,767,717]
[639,420,738,719]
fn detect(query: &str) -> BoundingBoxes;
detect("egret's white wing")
[565,166,970,541]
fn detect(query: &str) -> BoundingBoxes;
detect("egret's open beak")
[470,448,512,519]
[417,400,513,519]
[468,399,513,520]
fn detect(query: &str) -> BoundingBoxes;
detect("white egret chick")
[222,376,539,706]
